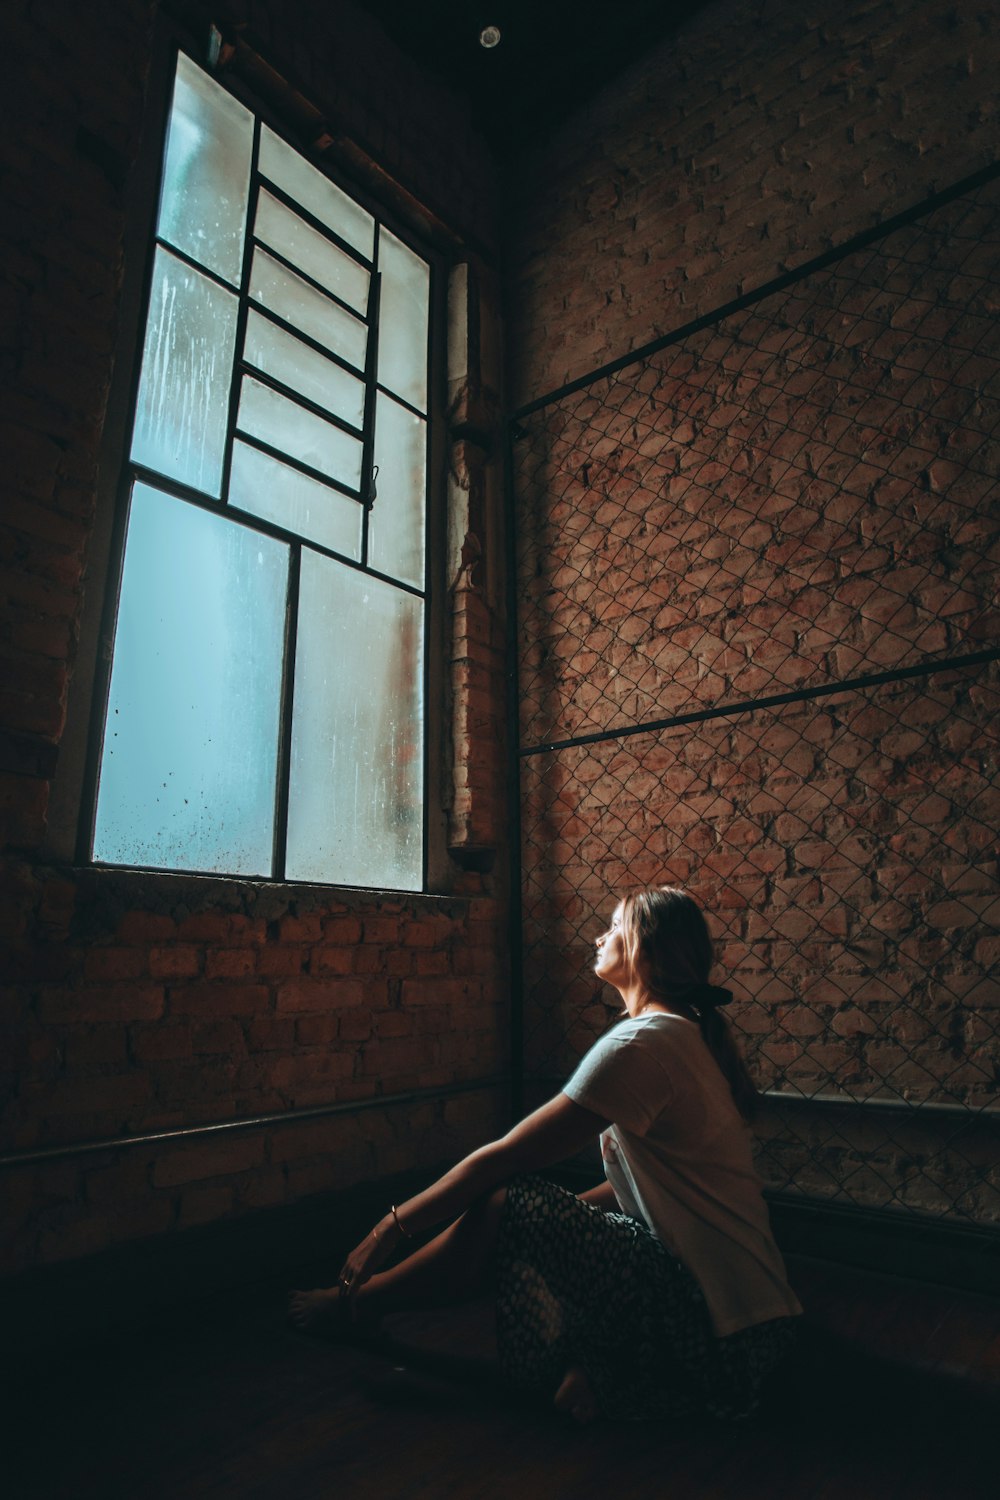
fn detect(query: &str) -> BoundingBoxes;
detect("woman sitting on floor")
[290,885,802,1423]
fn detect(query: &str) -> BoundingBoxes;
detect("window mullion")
[218,114,262,512]
[272,541,302,882]
[360,259,382,571]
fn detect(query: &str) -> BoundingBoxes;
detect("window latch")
[366,463,379,509]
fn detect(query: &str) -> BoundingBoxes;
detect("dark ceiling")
[357,1,712,158]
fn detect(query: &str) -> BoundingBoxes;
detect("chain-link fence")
[512,170,1000,1224]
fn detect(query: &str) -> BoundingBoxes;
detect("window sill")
[49,862,474,917]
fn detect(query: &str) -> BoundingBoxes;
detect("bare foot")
[554,1365,599,1424]
[288,1287,346,1336]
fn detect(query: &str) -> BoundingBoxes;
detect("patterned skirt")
[495,1176,798,1422]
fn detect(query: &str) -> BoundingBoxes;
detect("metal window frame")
[77,33,442,897]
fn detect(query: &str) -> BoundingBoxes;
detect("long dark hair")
[619,886,758,1121]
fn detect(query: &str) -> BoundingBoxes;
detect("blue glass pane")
[157,52,252,286]
[377,228,429,413]
[244,309,364,428]
[370,392,425,588]
[259,125,374,260]
[130,247,238,497]
[255,189,370,312]
[228,440,362,558]
[249,248,367,371]
[237,374,363,490]
[93,483,288,876]
[286,554,423,890]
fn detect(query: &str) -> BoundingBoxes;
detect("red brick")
[257,946,306,977]
[361,1036,438,1076]
[205,947,257,979]
[337,1008,373,1042]
[275,978,365,1013]
[295,1014,338,1045]
[130,1024,193,1062]
[323,915,363,943]
[279,913,323,943]
[34,1071,151,1119]
[38,985,165,1023]
[414,950,451,977]
[248,1018,296,1050]
[149,946,201,979]
[167,982,270,1018]
[152,1135,266,1188]
[63,1027,128,1070]
[264,1053,355,1089]
[374,1010,413,1038]
[117,912,176,943]
[312,947,355,975]
[352,947,387,975]
[83,948,145,984]
[191,1020,246,1056]
[362,916,401,944]
[400,978,480,1007]
[176,914,234,943]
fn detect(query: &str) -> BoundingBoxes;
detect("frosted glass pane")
[378,228,429,412]
[229,440,362,558]
[244,309,364,428]
[259,125,374,259]
[255,189,370,312]
[237,375,363,490]
[157,52,252,285]
[369,393,425,588]
[130,247,238,497]
[93,483,287,876]
[287,555,423,889]
[249,250,367,371]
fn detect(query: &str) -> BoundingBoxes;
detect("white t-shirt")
[563,1011,802,1338]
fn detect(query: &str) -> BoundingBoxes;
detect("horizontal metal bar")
[238,363,365,442]
[248,298,366,383]
[0,1075,505,1170]
[256,171,374,271]
[376,382,427,422]
[153,235,240,298]
[519,646,1000,757]
[511,159,1000,421]
[761,1089,1000,1126]
[252,236,370,326]
[228,432,362,503]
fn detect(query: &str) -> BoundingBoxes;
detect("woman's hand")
[336,1215,397,1315]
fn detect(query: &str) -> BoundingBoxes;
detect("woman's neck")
[621,984,673,1018]
[621,983,697,1022]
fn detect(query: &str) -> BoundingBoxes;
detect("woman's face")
[594,904,630,989]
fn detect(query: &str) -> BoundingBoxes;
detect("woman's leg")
[289,1187,507,1333]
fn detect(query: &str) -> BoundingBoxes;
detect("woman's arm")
[579,1180,620,1211]
[395,1093,609,1235]
[338,1093,609,1292]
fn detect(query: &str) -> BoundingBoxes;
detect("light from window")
[92,51,430,890]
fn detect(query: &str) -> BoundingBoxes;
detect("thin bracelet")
[390,1203,413,1239]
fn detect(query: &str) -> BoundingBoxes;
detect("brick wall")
[0,0,509,1274]
[509,0,999,1221]
[507,0,1000,407]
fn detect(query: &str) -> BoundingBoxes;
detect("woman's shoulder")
[624,1012,700,1040]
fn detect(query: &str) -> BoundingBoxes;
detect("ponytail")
[692,1002,758,1123]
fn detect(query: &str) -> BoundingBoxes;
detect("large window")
[90,52,431,890]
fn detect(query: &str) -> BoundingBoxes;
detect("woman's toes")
[554,1366,598,1424]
